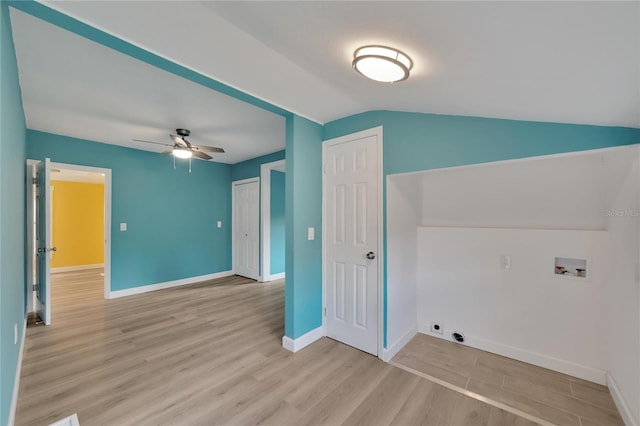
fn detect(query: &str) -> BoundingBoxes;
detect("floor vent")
[48,413,80,426]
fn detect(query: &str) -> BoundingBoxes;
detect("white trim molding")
[51,263,104,273]
[108,270,234,299]
[268,272,285,281]
[418,325,607,385]
[381,325,417,362]
[8,320,27,426]
[607,372,639,426]
[282,326,324,353]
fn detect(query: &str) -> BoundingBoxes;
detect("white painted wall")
[385,175,421,359]
[417,226,609,383]
[387,146,640,419]
[603,146,640,424]
[420,153,607,230]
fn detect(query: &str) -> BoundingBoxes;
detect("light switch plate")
[217,221,222,228]
[120,223,127,232]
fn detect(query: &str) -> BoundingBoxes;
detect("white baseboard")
[108,270,234,299]
[8,319,27,426]
[381,325,417,362]
[52,263,104,273]
[282,326,324,352]
[418,324,607,385]
[268,272,285,281]
[607,372,639,426]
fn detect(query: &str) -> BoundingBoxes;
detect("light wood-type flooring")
[392,334,624,426]
[13,268,604,426]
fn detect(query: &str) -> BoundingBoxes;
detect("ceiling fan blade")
[191,150,212,160]
[133,138,171,147]
[170,134,187,147]
[194,145,225,153]
[160,148,173,155]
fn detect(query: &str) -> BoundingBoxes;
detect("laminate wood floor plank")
[16,269,537,426]
[393,333,624,426]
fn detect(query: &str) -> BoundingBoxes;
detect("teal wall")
[324,111,640,175]
[27,131,233,292]
[285,115,323,339]
[0,2,27,424]
[324,110,640,347]
[230,150,285,182]
[270,170,285,275]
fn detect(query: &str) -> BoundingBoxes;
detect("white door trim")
[260,159,286,282]
[28,160,113,301]
[321,126,384,359]
[232,177,260,280]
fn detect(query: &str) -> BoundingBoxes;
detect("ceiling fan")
[133,129,225,161]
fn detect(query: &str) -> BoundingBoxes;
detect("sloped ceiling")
[10,1,640,163]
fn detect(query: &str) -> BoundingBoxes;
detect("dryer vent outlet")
[452,332,465,343]
[431,323,443,334]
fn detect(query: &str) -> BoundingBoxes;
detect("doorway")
[26,159,112,323]
[260,159,286,282]
[322,127,383,356]
[232,177,260,280]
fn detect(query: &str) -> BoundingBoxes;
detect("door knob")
[366,251,376,260]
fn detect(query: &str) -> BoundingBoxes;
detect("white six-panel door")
[233,179,260,280]
[324,132,380,355]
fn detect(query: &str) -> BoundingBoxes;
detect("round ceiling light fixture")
[352,45,413,83]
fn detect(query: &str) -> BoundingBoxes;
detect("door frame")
[26,159,113,309]
[260,159,286,282]
[232,177,260,280]
[321,126,384,359]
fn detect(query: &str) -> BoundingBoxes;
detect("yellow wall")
[51,180,104,268]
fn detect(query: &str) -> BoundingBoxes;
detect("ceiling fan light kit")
[132,128,226,172]
[172,147,192,159]
[352,45,413,83]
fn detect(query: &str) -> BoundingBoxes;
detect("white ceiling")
[9,7,286,164]
[9,1,640,163]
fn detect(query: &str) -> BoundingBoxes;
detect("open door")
[35,158,54,325]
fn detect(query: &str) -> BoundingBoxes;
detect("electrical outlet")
[431,322,443,334]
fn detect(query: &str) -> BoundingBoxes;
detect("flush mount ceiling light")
[172,147,192,159]
[352,45,413,83]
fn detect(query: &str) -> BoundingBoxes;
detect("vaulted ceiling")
[10,1,640,163]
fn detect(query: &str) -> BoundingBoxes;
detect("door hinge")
[32,284,37,292]
[32,177,38,185]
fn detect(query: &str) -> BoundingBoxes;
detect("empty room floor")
[392,333,624,426]
[14,270,540,426]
